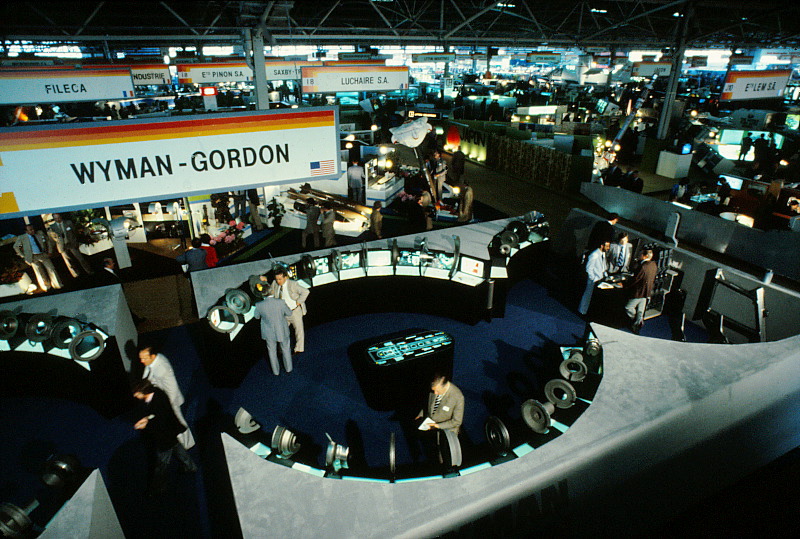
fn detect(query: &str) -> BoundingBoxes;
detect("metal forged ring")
[498,229,520,249]
[50,318,84,350]
[521,399,554,434]
[559,357,588,382]
[437,429,463,468]
[389,432,396,476]
[41,455,80,489]
[0,311,19,341]
[0,502,33,538]
[68,330,105,362]
[484,416,511,457]
[25,313,54,343]
[207,305,241,334]
[506,220,529,243]
[272,426,300,458]
[545,379,577,409]
[225,288,252,315]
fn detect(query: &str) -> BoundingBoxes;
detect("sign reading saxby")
[0,68,135,105]
[91,63,172,86]
[631,61,672,78]
[302,65,409,93]
[177,62,252,84]
[0,108,339,218]
[720,69,792,101]
[264,61,322,81]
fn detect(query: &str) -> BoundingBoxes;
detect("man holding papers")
[417,373,464,435]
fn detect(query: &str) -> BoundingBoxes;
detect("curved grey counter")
[222,324,800,536]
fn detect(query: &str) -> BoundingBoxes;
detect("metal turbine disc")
[484,416,511,457]
[438,429,462,468]
[521,399,552,434]
[545,379,577,409]
[50,318,84,349]
[0,311,19,341]
[68,330,105,362]
[559,357,588,382]
[389,432,396,475]
[25,313,53,342]
[0,502,33,538]
[506,220,529,242]
[498,229,519,249]
[206,305,241,334]
[225,288,252,314]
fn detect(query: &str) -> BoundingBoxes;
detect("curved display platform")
[222,325,800,537]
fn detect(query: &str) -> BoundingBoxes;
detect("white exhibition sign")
[721,69,792,101]
[302,65,409,93]
[0,68,136,105]
[411,53,456,63]
[0,108,339,218]
[526,53,561,64]
[264,61,322,81]
[92,63,172,86]
[178,63,253,84]
[631,61,672,78]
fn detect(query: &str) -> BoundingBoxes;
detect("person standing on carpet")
[253,288,293,375]
[269,267,310,355]
[139,345,195,449]
[416,373,464,435]
[302,198,321,250]
[321,202,336,247]
[622,249,657,335]
[578,240,610,317]
[133,380,196,495]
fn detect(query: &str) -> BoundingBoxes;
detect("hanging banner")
[0,68,135,105]
[264,60,322,81]
[177,62,252,84]
[91,63,172,86]
[631,61,672,78]
[412,53,456,63]
[720,69,792,101]
[322,59,387,66]
[690,56,708,68]
[0,107,339,218]
[526,52,561,64]
[338,53,391,61]
[729,55,754,66]
[302,65,409,93]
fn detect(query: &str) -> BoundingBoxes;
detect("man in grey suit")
[13,224,63,292]
[417,373,464,435]
[48,213,93,277]
[268,267,310,354]
[253,289,293,375]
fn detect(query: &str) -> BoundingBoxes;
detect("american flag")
[310,160,335,176]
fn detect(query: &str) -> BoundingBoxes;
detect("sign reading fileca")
[302,65,409,93]
[177,62,253,84]
[0,108,340,218]
[0,68,136,105]
[720,70,792,101]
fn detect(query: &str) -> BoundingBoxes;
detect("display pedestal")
[656,151,692,179]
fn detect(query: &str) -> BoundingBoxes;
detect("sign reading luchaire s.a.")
[302,65,409,93]
[0,68,135,105]
[721,69,792,101]
[0,108,339,218]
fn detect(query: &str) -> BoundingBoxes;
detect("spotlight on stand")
[234,408,261,434]
[271,426,301,459]
[485,416,511,458]
[325,433,350,472]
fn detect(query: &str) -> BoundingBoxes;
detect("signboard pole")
[247,28,270,110]
[656,5,691,140]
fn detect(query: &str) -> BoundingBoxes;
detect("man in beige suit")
[268,267,310,354]
[13,224,63,292]
[417,373,464,435]
[48,213,93,277]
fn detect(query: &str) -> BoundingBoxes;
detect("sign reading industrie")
[0,108,339,218]
[302,65,409,93]
[721,69,792,101]
[92,63,172,86]
[0,68,135,105]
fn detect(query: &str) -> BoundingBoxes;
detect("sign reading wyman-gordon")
[0,68,136,105]
[0,108,339,218]
[721,69,792,101]
[302,65,409,93]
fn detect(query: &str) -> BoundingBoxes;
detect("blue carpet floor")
[0,277,708,538]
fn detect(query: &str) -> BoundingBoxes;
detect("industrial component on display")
[366,330,453,366]
[234,408,261,434]
[40,455,81,490]
[0,310,107,363]
[559,350,589,382]
[325,433,350,472]
[522,379,579,434]
[485,416,512,458]
[437,429,463,469]
[389,432,396,478]
[225,289,252,315]
[271,426,301,459]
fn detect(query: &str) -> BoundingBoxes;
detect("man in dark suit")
[132,380,196,494]
[253,289,293,375]
[622,249,657,334]
[587,213,619,252]
[176,238,208,272]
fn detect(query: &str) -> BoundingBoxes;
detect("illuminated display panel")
[459,256,485,277]
[368,249,392,267]
[341,252,361,270]
[366,330,454,365]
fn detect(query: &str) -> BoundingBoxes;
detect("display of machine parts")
[271,426,301,459]
[449,235,461,279]
[296,255,316,282]
[225,288,252,315]
[505,221,529,244]
[234,408,261,434]
[583,336,603,370]
[544,379,578,409]
[0,311,19,341]
[207,305,241,334]
[49,318,83,350]
[25,314,53,343]
[68,330,105,362]
[521,399,555,434]
[559,350,588,382]
[329,249,342,275]
[41,455,81,490]
[523,211,550,242]
[485,416,512,458]
[324,433,350,471]
[0,501,38,538]
[436,429,462,469]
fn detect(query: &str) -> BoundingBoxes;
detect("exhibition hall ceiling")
[2,0,800,50]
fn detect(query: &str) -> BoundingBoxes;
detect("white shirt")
[279,281,298,310]
[586,248,608,283]
[28,233,42,255]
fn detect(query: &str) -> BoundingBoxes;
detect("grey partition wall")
[39,470,124,539]
[222,325,800,537]
[580,182,800,280]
